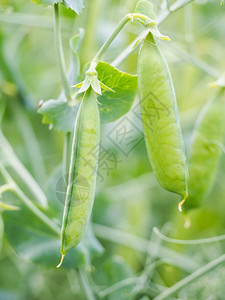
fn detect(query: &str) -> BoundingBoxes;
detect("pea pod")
[0,212,3,254]
[137,32,188,204]
[183,89,225,211]
[58,90,100,266]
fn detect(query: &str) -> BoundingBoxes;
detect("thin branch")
[153,227,225,245]
[93,223,199,273]
[153,254,225,300]
[77,268,96,300]
[157,0,195,25]
[112,0,196,67]
[0,131,47,208]
[0,163,60,236]
[53,3,71,102]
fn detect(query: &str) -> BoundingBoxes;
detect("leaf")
[32,0,84,15]
[96,62,137,123]
[63,0,84,15]
[38,99,80,133]
[134,0,156,24]
[31,0,62,6]
[2,202,104,268]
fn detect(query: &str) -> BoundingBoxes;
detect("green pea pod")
[137,32,188,206]
[183,89,225,211]
[0,212,3,254]
[58,90,100,266]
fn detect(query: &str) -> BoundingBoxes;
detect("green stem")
[0,184,14,195]
[184,4,194,53]
[112,0,195,68]
[91,13,155,68]
[77,268,96,300]
[153,254,225,300]
[0,163,60,236]
[79,0,102,66]
[153,227,225,245]
[163,42,220,78]
[157,0,195,24]
[14,104,47,186]
[99,277,138,298]
[92,224,199,273]
[13,186,60,236]
[100,261,166,298]
[53,3,71,102]
[0,131,47,208]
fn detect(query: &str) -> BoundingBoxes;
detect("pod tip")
[57,254,65,268]
[178,195,187,212]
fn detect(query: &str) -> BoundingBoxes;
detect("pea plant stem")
[53,3,71,102]
[112,0,195,68]
[153,227,225,245]
[99,277,138,298]
[80,0,102,65]
[0,131,47,208]
[77,268,96,300]
[93,223,199,273]
[0,163,60,236]
[0,184,14,195]
[14,105,47,186]
[89,13,155,70]
[99,260,166,298]
[13,186,60,236]
[153,254,225,300]
[157,0,195,25]
[162,42,220,78]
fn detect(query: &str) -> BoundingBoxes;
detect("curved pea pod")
[183,89,225,211]
[58,90,100,266]
[137,32,188,203]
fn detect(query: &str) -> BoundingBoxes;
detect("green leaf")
[38,99,79,133]
[63,0,84,15]
[134,0,156,23]
[2,203,103,268]
[31,0,62,6]
[96,62,137,123]
[31,0,83,14]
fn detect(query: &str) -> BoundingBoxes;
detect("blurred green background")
[0,0,225,299]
